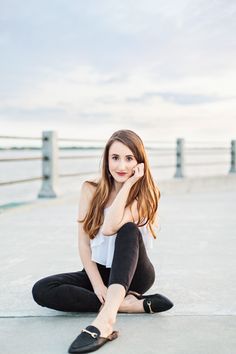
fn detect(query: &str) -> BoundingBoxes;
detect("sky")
[0,0,236,144]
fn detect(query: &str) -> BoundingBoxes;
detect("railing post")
[229,139,236,173]
[38,130,59,198]
[174,138,185,178]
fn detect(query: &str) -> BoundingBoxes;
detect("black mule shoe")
[68,325,119,353]
[127,291,174,314]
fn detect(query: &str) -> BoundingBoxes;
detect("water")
[0,147,231,207]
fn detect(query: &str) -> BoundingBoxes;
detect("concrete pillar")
[174,138,185,178]
[38,131,59,198]
[229,140,236,173]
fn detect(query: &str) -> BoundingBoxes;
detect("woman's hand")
[126,162,145,187]
[93,283,108,304]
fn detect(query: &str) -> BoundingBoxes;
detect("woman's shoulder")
[79,180,97,205]
[78,180,99,219]
[81,178,99,193]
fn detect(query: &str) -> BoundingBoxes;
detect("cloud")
[0,0,236,141]
[1,64,236,121]
[126,92,233,105]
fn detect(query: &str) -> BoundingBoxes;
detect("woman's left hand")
[126,162,144,186]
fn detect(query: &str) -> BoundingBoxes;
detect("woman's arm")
[101,163,144,236]
[77,182,106,301]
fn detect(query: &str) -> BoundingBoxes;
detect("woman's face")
[108,141,138,183]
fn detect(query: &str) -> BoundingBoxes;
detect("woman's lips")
[117,172,127,176]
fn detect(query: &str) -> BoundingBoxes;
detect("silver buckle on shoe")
[81,329,98,338]
[147,300,154,314]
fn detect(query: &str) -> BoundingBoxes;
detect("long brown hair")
[79,129,161,239]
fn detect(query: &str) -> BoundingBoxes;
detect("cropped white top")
[90,207,154,268]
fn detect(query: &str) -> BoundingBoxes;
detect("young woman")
[32,129,174,353]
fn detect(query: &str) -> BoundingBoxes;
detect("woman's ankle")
[97,306,116,325]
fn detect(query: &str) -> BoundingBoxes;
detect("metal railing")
[0,134,43,186]
[0,131,235,198]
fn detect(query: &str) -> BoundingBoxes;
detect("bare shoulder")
[80,180,97,198]
[78,181,97,220]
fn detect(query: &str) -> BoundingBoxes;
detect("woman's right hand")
[93,283,108,304]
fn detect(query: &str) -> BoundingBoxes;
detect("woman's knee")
[32,278,50,306]
[117,222,141,238]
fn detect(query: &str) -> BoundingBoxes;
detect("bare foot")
[118,294,145,313]
[91,309,115,338]
[91,320,113,338]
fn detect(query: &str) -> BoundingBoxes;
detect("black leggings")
[32,222,156,312]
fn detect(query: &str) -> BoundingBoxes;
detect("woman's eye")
[111,156,133,161]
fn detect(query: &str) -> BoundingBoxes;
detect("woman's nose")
[118,159,126,169]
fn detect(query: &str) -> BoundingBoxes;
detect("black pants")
[32,222,156,312]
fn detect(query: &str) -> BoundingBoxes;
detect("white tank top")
[90,207,154,268]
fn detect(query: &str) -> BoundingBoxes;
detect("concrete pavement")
[0,175,236,354]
